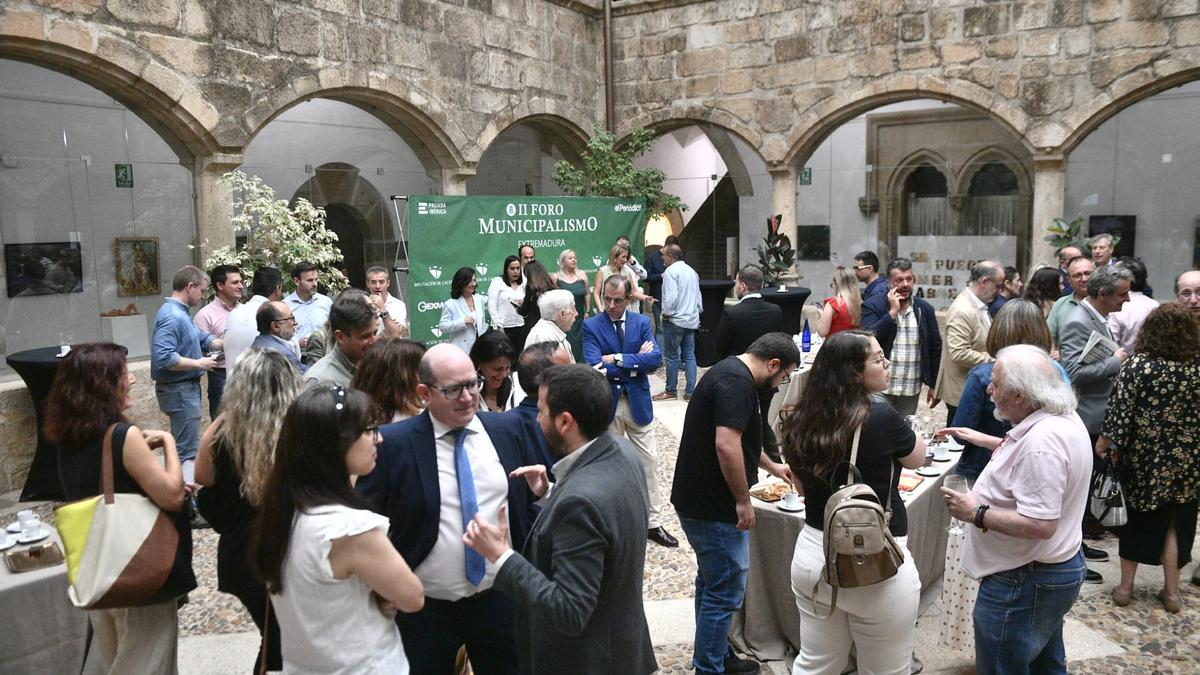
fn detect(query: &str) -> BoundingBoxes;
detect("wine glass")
[944,474,970,535]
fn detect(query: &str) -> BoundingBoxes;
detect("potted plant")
[553,126,686,225]
[756,214,795,286]
[1045,216,1119,253]
[203,171,349,294]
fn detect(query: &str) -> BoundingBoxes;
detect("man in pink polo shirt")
[193,264,242,418]
[942,344,1092,675]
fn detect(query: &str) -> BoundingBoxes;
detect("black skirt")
[1116,501,1198,567]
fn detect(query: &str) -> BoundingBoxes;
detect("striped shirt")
[887,304,922,397]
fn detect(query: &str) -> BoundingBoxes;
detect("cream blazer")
[933,288,993,407]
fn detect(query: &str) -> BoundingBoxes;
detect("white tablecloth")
[0,528,93,674]
[729,452,961,662]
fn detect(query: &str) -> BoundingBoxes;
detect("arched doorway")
[324,203,368,288]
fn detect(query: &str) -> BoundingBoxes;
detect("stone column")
[441,166,477,196]
[768,165,798,284]
[193,153,244,265]
[1030,154,1065,269]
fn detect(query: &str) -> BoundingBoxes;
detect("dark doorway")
[324,203,367,288]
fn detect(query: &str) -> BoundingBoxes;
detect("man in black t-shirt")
[670,333,799,675]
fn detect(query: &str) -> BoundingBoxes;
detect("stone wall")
[0,0,605,167]
[611,0,1200,165]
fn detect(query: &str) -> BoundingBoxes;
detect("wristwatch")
[614,353,624,366]
[378,311,390,320]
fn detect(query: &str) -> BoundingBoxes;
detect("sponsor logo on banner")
[592,256,604,267]
[614,203,643,213]
[418,201,447,215]
[475,263,488,276]
[428,265,442,280]
[506,203,517,217]
[430,327,443,338]
[417,300,444,312]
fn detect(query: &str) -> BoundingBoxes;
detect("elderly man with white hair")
[523,289,578,357]
[940,345,1092,675]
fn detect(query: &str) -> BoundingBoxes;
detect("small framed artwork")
[795,225,831,260]
[4,242,84,297]
[115,237,160,297]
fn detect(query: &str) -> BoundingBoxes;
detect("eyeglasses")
[426,377,485,399]
[272,316,298,324]
[1069,272,1092,279]
[365,425,382,442]
[779,372,792,385]
[867,355,891,368]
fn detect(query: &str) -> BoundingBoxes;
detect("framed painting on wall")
[115,237,160,297]
[4,242,84,297]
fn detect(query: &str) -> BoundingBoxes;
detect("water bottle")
[801,319,811,353]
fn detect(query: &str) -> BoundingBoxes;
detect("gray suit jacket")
[493,433,656,675]
[1058,300,1123,434]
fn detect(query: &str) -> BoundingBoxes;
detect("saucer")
[931,455,952,463]
[0,534,14,551]
[777,502,805,512]
[17,527,49,544]
[938,438,965,451]
[916,467,941,477]
[5,521,21,533]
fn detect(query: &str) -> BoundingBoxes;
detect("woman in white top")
[487,255,525,346]
[437,267,489,353]
[252,386,424,674]
[593,243,653,311]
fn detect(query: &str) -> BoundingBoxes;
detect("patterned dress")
[1101,354,1200,511]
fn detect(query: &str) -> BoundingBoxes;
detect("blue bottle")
[801,319,811,352]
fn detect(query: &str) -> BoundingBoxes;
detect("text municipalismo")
[477,217,600,234]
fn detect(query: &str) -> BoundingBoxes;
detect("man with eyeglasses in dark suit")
[356,343,541,674]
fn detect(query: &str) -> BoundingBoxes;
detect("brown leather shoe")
[651,391,677,401]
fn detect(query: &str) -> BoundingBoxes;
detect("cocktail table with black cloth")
[758,287,812,336]
[696,279,736,367]
[6,346,67,501]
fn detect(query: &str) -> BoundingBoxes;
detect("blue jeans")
[663,320,697,395]
[680,517,749,674]
[973,550,1086,675]
[206,368,226,420]
[652,301,663,344]
[155,379,202,462]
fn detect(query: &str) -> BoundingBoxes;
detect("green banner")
[407,195,646,345]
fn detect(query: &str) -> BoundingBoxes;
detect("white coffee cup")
[17,510,39,538]
[933,445,951,462]
[783,492,801,510]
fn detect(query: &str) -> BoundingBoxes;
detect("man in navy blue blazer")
[356,343,540,675]
[582,274,678,548]
[503,340,573,472]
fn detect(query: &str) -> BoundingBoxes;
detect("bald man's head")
[418,344,480,427]
[1177,270,1200,318]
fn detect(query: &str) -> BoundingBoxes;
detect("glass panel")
[0,59,195,373]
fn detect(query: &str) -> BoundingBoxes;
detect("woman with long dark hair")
[518,260,556,348]
[352,337,426,422]
[45,343,187,673]
[779,330,925,674]
[195,348,302,673]
[437,266,488,352]
[470,329,517,412]
[252,386,423,672]
[1100,303,1200,613]
[1023,266,1064,319]
[487,255,526,346]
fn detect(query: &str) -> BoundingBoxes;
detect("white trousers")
[611,396,661,528]
[88,601,179,674]
[790,527,920,675]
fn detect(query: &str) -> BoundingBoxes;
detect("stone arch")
[956,145,1032,198]
[291,162,394,288]
[781,76,1033,169]
[1062,65,1200,156]
[618,106,764,157]
[0,37,218,159]
[479,109,591,162]
[885,149,951,201]
[242,77,468,179]
[625,117,767,199]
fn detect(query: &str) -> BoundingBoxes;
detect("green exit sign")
[798,167,812,186]
[115,164,133,188]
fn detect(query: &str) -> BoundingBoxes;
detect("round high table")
[6,347,67,501]
[758,286,812,336]
[696,279,736,367]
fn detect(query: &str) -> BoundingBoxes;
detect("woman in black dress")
[518,260,556,350]
[45,343,188,673]
[196,348,303,671]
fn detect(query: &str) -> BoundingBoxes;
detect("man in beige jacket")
[934,260,1004,422]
